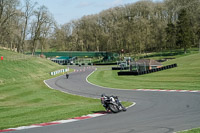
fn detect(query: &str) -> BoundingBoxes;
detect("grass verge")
[178,128,200,133]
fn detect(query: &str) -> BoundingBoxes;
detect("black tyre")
[108,104,119,113]
[122,106,127,111]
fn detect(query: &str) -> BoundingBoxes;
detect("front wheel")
[122,106,127,111]
[108,104,119,113]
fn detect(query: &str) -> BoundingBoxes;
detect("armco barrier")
[50,68,69,76]
[118,63,177,76]
[112,67,129,70]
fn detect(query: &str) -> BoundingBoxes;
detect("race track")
[11,66,200,133]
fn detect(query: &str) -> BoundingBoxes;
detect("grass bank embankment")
[0,49,112,129]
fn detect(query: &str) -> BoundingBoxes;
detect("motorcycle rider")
[101,94,126,112]
[101,94,109,111]
[66,73,69,79]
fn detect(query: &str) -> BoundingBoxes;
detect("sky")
[28,0,162,25]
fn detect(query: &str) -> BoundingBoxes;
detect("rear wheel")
[109,104,119,113]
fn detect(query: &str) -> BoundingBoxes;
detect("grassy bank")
[0,49,134,130]
[88,53,200,90]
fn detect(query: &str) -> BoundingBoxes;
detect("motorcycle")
[101,94,127,113]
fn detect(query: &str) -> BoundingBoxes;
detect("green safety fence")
[27,51,119,58]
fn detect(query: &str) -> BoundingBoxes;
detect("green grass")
[0,49,134,130]
[88,53,200,90]
[178,128,200,133]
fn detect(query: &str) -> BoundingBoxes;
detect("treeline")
[0,0,54,54]
[1,0,200,55]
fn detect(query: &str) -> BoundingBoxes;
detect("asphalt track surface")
[11,66,200,133]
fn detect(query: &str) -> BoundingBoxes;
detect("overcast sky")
[25,0,162,25]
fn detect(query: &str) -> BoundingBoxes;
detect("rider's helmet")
[101,93,106,97]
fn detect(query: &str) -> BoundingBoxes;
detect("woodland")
[0,0,200,55]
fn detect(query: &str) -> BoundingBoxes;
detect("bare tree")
[39,16,54,54]
[20,0,37,53]
[30,5,51,55]
[0,0,19,48]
